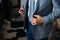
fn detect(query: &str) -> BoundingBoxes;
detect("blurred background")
[0,0,26,40]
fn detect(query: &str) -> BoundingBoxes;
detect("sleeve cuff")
[42,16,48,24]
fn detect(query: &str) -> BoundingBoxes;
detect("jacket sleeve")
[43,0,60,24]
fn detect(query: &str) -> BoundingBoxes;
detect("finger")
[32,17,37,21]
[31,18,37,25]
[18,9,24,14]
[33,15,38,17]
[31,21,37,25]
[33,15,40,18]
[18,10,20,13]
[20,8,24,11]
[32,23,36,25]
[33,15,37,18]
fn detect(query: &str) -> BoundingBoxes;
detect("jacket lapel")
[24,0,29,30]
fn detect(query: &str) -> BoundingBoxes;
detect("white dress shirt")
[28,0,37,16]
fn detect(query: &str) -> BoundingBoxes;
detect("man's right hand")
[18,7,24,15]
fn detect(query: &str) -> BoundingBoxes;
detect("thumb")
[33,15,38,18]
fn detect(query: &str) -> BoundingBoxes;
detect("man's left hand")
[31,15,43,25]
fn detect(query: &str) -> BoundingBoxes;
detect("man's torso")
[24,0,53,39]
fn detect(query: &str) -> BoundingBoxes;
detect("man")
[19,0,60,40]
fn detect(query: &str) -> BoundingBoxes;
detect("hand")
[18,7,24,15]
[31,15,43,25]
